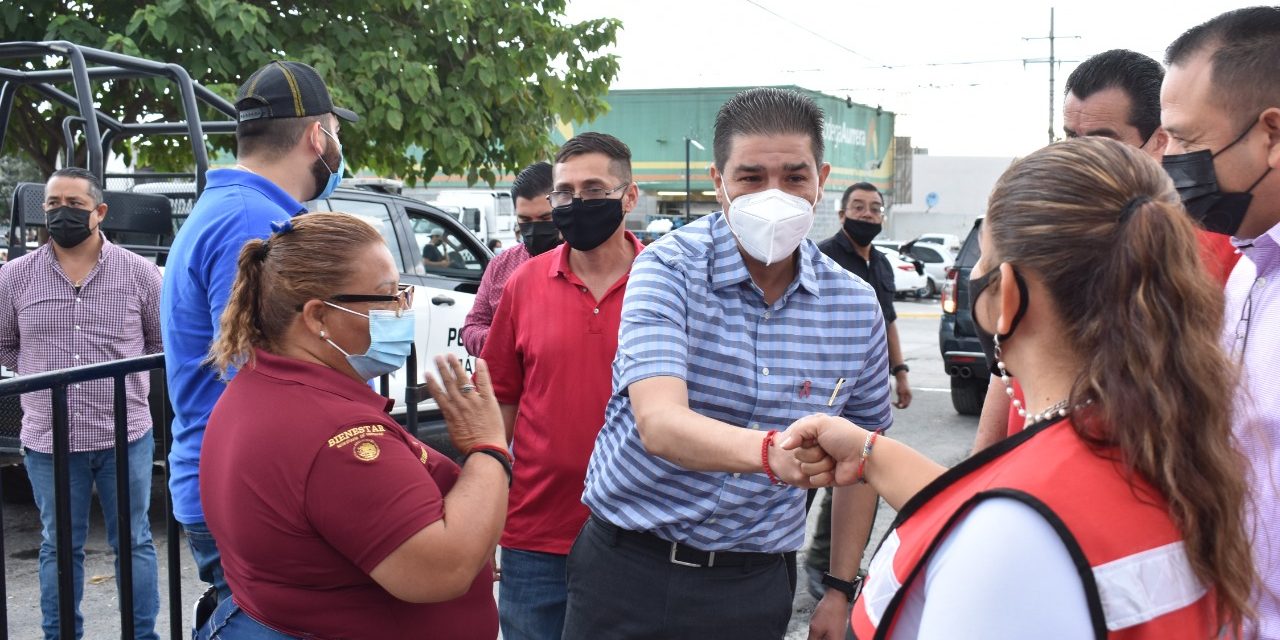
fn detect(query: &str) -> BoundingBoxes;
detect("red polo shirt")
[483,232,643,554]
[201,349,497,639]
[1196,228,1241,287]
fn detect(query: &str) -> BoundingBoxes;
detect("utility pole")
[1024,7,1079,145]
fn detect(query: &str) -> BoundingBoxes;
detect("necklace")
[1018,398,1071,425]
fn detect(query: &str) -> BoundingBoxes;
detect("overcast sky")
[563,0,1252,158]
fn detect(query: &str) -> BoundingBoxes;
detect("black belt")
[591,515,787,569]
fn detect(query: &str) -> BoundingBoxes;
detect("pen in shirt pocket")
[827,378,846,407]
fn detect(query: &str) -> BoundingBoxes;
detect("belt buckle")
[669,541,715,568]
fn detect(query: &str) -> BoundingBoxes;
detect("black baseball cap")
[235,61,358,123]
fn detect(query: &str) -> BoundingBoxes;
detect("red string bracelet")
[762,430,783,485]
[855,430,879,484]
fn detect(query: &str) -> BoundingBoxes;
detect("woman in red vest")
[782,137,1254,639]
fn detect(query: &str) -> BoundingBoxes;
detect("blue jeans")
[183,520,230,605]
[499,547,568,640]
[24,434,160,640]
[196,597,297,639]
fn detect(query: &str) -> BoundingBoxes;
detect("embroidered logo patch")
[353,439,381,462]
[417,444,429,465]
[328,424,386,448]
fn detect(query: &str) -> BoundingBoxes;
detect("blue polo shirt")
[161,169,306,525]
[582,212,893,553]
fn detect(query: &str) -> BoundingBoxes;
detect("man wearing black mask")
[482,132,643,640]
[0,168,163,639]
[1161,8,1280,636]
[461,161,559,356]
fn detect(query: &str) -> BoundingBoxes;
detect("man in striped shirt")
[563,88,892,639]
[0,168,162,639]
[1162,8,1280,637]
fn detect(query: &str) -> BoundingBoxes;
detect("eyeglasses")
[321,284,415,316]
[546,183,629,208]
[845,203,884,215]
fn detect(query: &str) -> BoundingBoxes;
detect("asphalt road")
[0,298,975,639]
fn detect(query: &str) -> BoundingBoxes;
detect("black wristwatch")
[890,363,909,375]
[821,572,864,602]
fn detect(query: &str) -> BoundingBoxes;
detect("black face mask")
[1162,120,1272,237]
[518,220,562,256]
[46,206,95,248]
[968,265,1029,377]
[842,218,882,246]
[551,197,625,252]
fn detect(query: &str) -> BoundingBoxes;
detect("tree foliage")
[0,0,620,185]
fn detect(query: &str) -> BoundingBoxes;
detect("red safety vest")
[851,417,1218,640]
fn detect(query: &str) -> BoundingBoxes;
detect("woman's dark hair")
[209,212,383,374]
[984,136,1254,632]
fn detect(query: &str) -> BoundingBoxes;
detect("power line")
[858,58,1029,69]
[741,0,884,66]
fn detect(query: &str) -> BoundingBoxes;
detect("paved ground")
[0,298,975,639]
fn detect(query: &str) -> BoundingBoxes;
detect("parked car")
[938,218,988,415]
[901,240,953,297]
[879,246,931,299]
[913,233,962,255]
[871,239,905,254]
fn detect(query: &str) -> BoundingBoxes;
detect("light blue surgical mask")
[314,127,345,200]
[323,303,414,380]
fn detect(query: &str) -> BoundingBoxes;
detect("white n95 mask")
[722,185,817,265]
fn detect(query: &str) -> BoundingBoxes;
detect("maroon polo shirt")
[482,232,643,554]
[201,349,497,639]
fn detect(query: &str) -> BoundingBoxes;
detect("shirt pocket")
[791,376,854,418]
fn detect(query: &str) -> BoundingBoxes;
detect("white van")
[433,189,518,250]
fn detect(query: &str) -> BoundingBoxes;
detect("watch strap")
[821,572,863,602]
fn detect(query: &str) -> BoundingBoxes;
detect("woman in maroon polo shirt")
[197,213,510,639]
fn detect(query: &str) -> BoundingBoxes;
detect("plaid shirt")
[0,238,163,453]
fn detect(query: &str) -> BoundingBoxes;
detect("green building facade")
[432,86,892,210]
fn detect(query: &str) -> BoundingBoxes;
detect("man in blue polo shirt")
[161,60,356,605]
[563,88,892,639]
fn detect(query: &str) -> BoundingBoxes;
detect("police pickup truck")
[0,41,488,456]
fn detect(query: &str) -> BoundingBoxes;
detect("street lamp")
[685,136,704,222]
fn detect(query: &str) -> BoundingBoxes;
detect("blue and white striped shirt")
[583,212,893,553]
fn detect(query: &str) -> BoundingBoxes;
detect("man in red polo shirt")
[482,132,644,640]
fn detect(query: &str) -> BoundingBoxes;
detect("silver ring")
[459,383,477,394]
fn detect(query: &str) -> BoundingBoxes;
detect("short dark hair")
[510,161,553,201]
[555,132,632,183]
[840,182,882,212]
[1165,6,1280,123]
[713,88,825,172]
[49,167,103,206]
[236,114,324,160]
[1065,49,1164,142]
